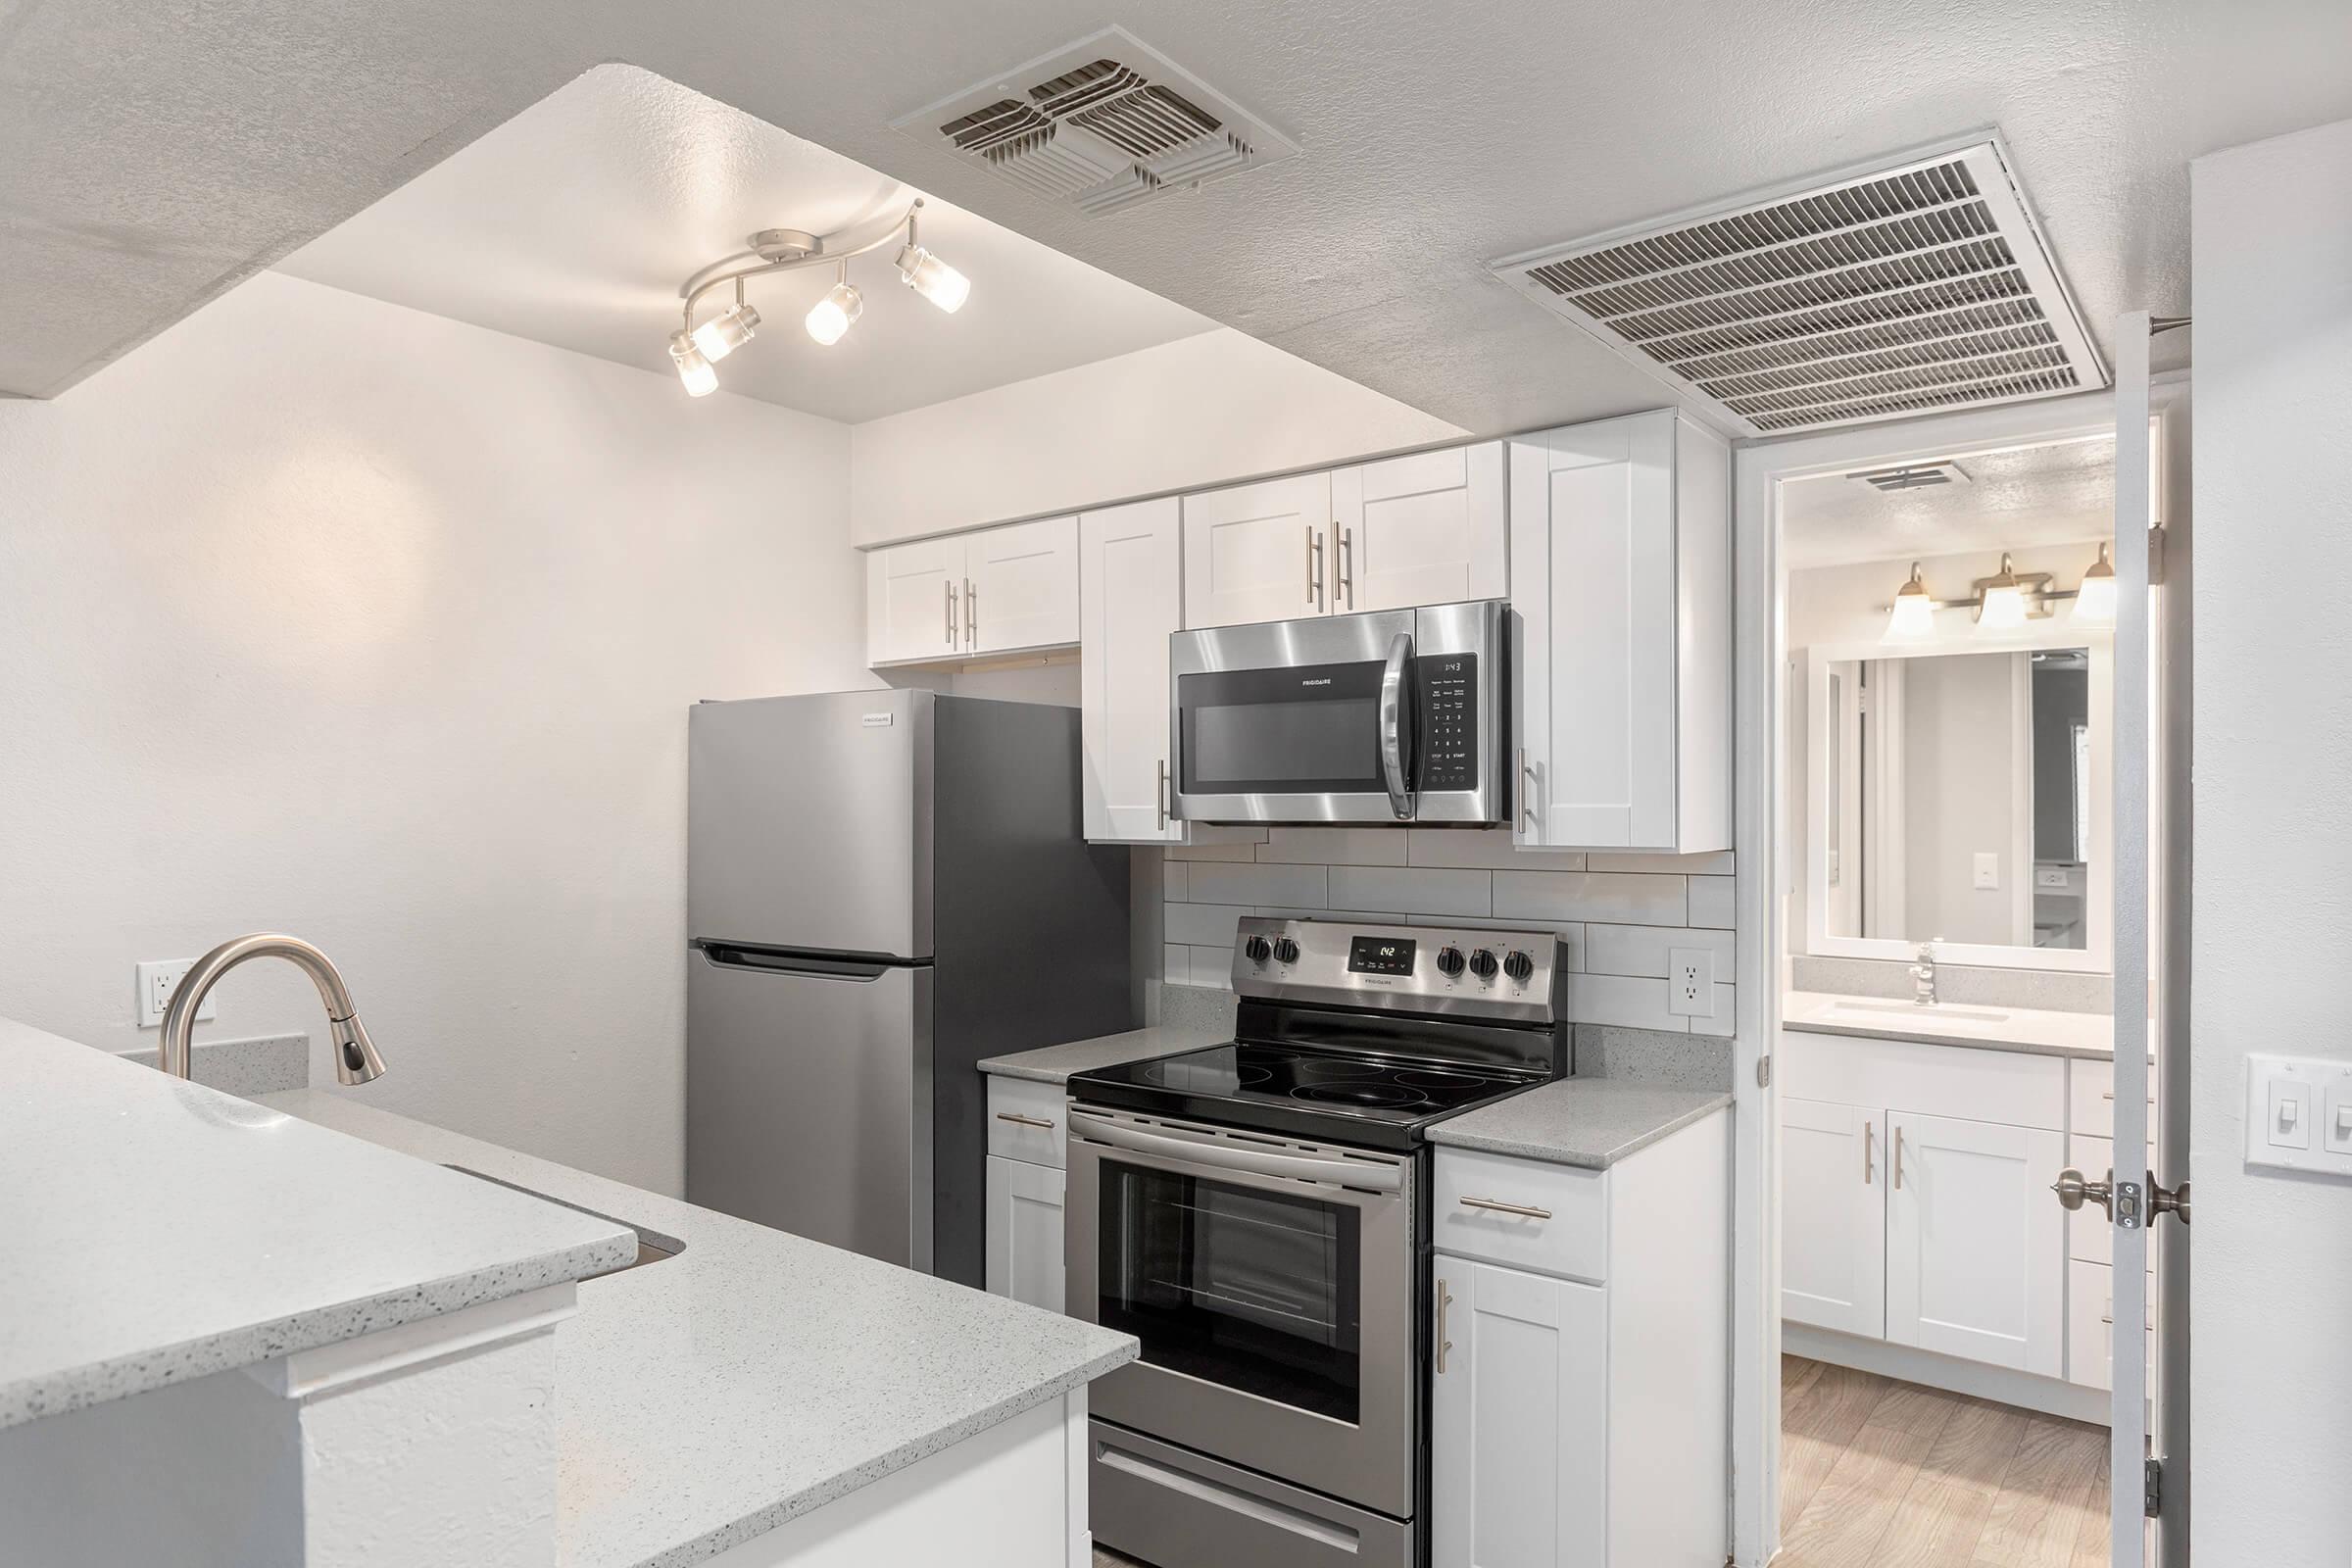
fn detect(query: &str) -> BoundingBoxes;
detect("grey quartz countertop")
[0,1016,634,1433]
[979,1023,1227,1083]
[1782,991,2137,1059]
[1426,1077,1733,1168]
[258,1089,1137,1568]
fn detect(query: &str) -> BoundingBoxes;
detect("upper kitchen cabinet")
[1181,471,1333,628]
[866,516,1079,667]
[1510,411,1730,853]
[1080,497,1184,842]
[1331,442,1507,613]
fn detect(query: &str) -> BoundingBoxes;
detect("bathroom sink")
[1813,999,2014,1027]
[441,1164,682,1278]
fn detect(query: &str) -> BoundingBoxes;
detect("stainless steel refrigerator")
[686,689,1131,1288]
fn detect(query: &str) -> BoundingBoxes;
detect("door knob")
[2148,1175,2191,1226]
[2051,1167,2115,1218]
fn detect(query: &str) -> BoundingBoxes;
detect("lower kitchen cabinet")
[984,1154,1064,1314]
[1780,1097,1887,1339]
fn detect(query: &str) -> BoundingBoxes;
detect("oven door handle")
[1378,629,1414,820]
[1069,1109,1405,1193]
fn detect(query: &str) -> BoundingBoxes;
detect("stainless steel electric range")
[1067,915,1569,1568]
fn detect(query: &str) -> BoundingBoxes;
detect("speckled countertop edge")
[978,1023,1227,1084]
[1780,991,2144,1059]
[1426,1079,1734,1168]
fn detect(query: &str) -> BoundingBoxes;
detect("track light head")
[895,241,970,314]
[668,331,717,397]
[690,301,760,363]
[807,265,864,346]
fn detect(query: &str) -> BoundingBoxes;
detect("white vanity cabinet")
[866,516,1079,666]
[983,1075,1066,1314]
[1780,1098,1888,1339]
[1508,411,1730,853]
[1429,1116,1730,1568]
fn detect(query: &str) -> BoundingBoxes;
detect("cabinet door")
[866,536,966,665]
[1181,472,1333,628]
[1332,443,1507,613]
[1885,1111,2065,1376]
[984,1155,1065,1314]
[1431,1255,1606,1568]
[1779,1098,1888,1339]
[1080,498,1183,842]
[966,515,1079,656]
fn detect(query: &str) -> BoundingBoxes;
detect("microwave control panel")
[1414,654,1479,791]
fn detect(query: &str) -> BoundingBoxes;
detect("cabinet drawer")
[2070,1057,2157,1140]
[985,1076,1067,1168]
[1433,1148,1608,1283]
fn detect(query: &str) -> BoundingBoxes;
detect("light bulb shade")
[690,302,760,363]
[668,331,718,398]
[805,281,864,346]
[2073,543,2118,625]
[1885,564,1935,640]
[1976,552,2026,629]
[895,242,970,313]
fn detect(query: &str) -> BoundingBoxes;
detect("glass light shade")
[1975,553,2028,629]
[895,242,970,313]
[690,302,760,363]
[1885,592,1935,639]
[805,281,863,346]
[2073,543,2118,625]
[668,332,718,398]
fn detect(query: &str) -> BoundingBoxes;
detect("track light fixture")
[668,198,966,394]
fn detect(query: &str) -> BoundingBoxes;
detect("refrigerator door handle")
[694,943,900,981]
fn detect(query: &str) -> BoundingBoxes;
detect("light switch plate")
[2244,1054,2352,1177]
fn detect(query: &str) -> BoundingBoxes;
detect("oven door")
[1066,1104,1416,1518]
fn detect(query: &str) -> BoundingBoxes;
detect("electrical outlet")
[1667,947,1713,1017]
[1973,852,2000,890]
[2035,864,2070,890]
[135,959,217,1029]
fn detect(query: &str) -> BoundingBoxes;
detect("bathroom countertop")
[1782,991,2140,1058]
[979,1023,1227,1083]
[259,1090,1136,1568]
[0,1016,634,1433]
[1427,1078,1733,1168]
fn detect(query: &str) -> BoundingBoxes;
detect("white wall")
[2189,115,2352,1564]
[848,327,1465,546]
[0,270,869,1194]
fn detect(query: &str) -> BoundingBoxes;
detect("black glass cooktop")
[1068,1041,1546,1152]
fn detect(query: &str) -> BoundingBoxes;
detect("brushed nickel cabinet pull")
[945,579,956,644]
[1863,1120,1875,1185]
[965,579,977,647]
[1304,525,1316,605]
[1338,526,1354,608]
[1435,1279,1453,1374]
[1459,1195,1551,1220]
[1893,1126,1906,1190]
[996,1111,1054,1130]
[1155,759,1170,831]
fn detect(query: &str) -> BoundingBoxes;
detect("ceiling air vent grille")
[897,27,1297,218]
[1490,139,2105,435]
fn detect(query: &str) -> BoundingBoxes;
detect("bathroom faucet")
[159,934,386,1085]
[1909,941,1940,1007]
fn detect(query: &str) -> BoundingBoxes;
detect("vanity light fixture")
[2073,542,2117,625]
[1975,553,2030,629]
[668,198,967,394]
[1885,564,1936,640]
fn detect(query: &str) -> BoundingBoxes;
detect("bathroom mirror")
[1803,630,2111,971]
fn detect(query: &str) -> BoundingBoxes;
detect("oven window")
[1098,1159,1362,1424]
[1178,662,1385,795]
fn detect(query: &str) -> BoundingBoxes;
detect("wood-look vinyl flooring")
[1095,1356,2111,1567]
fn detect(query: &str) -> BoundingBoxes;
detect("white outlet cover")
[1667,947,1714,1017]
[135,959,218,1029]
[1973,852,2001,890]
[2245,1054,2352,1177]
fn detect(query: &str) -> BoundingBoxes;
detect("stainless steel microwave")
[1169,599,1511,825]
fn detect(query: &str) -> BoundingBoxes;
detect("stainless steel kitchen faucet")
[158,933,385,1085]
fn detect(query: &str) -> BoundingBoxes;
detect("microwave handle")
[1379,630,1414,819]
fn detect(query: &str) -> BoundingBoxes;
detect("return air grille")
[1490,140,2105,435]
[897,27,1297,217]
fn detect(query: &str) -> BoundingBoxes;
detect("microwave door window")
[1178,662,1387,795]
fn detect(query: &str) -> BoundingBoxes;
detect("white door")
[1431,1255,1606,1568]
[984,1155,1065,1314]
[1181,471,1333,628]
[1332,443,1507,613]
[1508,412,1679,849]
[965,515,1079,656]
[1079,498,1183,842]
[1778,1099,1887,1339]
[1885,1110,2065,1376]
[866,535,966,665]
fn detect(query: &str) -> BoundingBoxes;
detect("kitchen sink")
[441,1164,682,1278]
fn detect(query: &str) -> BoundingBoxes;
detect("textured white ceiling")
[272,68,1215,422]
[1781,436,2117,570]
[6,0,2351,427]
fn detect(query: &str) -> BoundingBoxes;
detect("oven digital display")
[1347,936,1418,975]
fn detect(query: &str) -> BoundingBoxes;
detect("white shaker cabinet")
[1181,471,1334,628]
[1079,497,1184,842]
[866,534,967,665]
[1509,411,1730,852]
[867,517,1078,666]
[1780,1098,1887,1339]
[1330,442,1508,613]
[1885,1110,2066,1377]
[984,1155,1066,1315]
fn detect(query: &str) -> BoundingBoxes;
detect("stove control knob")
[1468,948,1499,981]
[1435,946,1466,978]
[1503,950,1536,984]
[1244,935,1273,964]
[1273,937,1301,964]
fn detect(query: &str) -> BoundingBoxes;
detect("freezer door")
[686,945,933,1270]
[688,690,932,957]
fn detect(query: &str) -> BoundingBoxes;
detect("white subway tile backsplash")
[1407,828,1584,870]
[1185,947,1235,990]
[1330,865,1493,918]
[1163,902,1251,948]
[1494,869,1690,925]
[1258,906,1408,924]
[1690,984,1737,1036]
[1162,860,1190,901]
[1688,874,1736,929]
[1588,850,1736,875]
[1562,973,1690,1032]
[1162,945,1190,986]
[1584,923,1736,979]
[1186,861,1330,907]
[1166,840,1260,861]
[1256,827,1409,865]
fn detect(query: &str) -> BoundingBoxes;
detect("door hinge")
[2144,1456,2164,1517]
[1756,1054,1773,1088]
[2148,523,2168,587]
